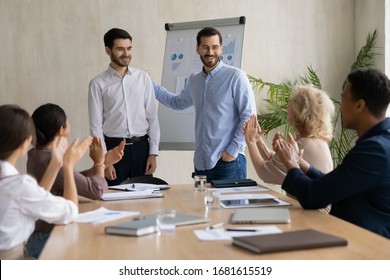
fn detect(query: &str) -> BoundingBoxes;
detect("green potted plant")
[248,30,378,166]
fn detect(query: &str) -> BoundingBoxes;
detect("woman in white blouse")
[0,104,91,259]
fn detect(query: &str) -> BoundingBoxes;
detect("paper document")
[101,190,163,201]
[219,193,291,208]
[77,207,139,224]
[194,225,282,241]
[109,183,170,191]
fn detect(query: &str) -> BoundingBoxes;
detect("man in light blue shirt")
[154,27,256,181]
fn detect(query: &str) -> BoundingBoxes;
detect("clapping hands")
[64,136,93,168]
[89,137,105,165]
[243,114,265,143]
[105,140,125,166]
[50,136,69,168]
[274,132,303,169]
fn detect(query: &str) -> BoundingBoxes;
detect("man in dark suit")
[274,68,390,238]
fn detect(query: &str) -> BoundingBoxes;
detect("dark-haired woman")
[25,103,124,258]
[0,104,91,259]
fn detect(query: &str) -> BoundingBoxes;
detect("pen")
[206,222,224,230]
[225,228,257,232]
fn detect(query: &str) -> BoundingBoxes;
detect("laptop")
[230,208,291,224]
[211,178,257,188]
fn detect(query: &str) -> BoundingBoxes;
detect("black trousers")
[104,136,149,186]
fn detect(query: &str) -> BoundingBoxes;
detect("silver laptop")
[230,208,291,224]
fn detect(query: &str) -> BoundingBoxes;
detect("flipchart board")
[158,16,246,150]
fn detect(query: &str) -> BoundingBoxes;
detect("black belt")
[104,134,148,145]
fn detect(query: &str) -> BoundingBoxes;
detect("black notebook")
[232,229,347,254]
[211,178,257,188]
[105,212,209,236]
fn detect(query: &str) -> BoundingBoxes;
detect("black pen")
[226,228,257,232]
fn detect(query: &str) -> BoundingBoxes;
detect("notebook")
[211,178,257,188]
[105,212,209,236]
[232,229,347,254]
[230,208,291,224]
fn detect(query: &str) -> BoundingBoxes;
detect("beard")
[200,54,220,69]
[110,54,130,68]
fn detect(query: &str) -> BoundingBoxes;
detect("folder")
[232,229,347,254]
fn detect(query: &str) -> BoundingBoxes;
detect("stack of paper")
[101,190,163,201]
[108,183,170,191]
[194,226,282,241]
[77,207,139,224]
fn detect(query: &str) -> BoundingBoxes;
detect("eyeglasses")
[199,45,221,53]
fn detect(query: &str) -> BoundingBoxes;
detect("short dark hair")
[0,104,36,160]
[196,27,222,46]
[31,103,67,148]
[104,28,132,49]
[347,69,390,117]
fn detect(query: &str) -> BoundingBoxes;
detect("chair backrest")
[120,176,168,185]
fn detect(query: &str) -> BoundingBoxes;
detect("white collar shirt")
[88,65,160,155]
[0,160,77,250]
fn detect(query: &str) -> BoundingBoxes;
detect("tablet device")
[231,208,291,224]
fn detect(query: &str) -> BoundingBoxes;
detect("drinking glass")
[194,175,207,192]
[156,209,176,236]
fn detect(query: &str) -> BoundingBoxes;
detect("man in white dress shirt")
[88,28,160,185]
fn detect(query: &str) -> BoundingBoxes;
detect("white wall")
[355,0,386,71]
[0,0,385,186]
[355,0,388,115]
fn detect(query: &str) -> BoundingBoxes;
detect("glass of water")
[156,209,176,236]
[204,189,220,209]
[194,175,207,191]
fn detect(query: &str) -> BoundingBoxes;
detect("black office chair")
[120,176,168,185]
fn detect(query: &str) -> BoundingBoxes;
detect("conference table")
[39,184,390,260]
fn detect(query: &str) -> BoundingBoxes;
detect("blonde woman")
[244,85,335,185]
